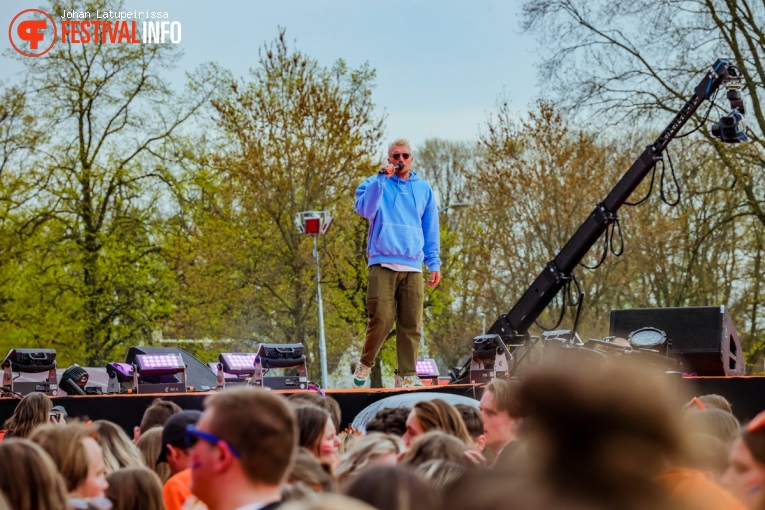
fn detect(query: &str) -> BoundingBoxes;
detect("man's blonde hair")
[388,138,411,155]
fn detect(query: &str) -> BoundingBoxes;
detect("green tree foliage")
[0,0,218,364]
[164,30,384,378]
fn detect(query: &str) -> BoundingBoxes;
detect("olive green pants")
[360,265,423,376]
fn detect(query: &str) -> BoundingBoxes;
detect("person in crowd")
[0,438,70,510]
[683,432,732,479]
[364,407,410,436]
[337,426,364,455]
[684,394,734,415]
[136,427,172,483]
[30,422,109,503]
[353,138,441,389]
[288,391,343,433]
[188,387,298,510]
[283,447,335,502]
[414,459,466,490]
[335,433,405,484]
[402,399,471,447]
[135,398,183,442]
[159,410,205,510]
[93,420,145,474]
[455,403,487,452]
[158,410,202,476]
[294,404,341,469]
[722,409,765,509]
[1,391,58,439]
[281,493,376,510]
[451,360,745,510]
[399,430,476,468]
[479,377,522,468]
[683,407,741,448]
[105,467,164,510]
[343,464,441,510]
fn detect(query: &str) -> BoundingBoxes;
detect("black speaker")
[125,346,217,390]
[609,306,744,376]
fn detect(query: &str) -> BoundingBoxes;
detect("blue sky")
[1,1,540,149]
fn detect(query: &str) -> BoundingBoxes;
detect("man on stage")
[353,138,441,388]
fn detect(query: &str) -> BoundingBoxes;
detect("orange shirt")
[163,469,207,510]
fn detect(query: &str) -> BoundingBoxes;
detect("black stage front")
[1,377,763,433]
[0,384,483,433]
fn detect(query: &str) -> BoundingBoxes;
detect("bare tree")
[522,0,764,224]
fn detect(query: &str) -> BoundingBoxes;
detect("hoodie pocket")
[376,223,424,260]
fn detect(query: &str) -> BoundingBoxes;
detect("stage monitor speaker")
[126,346,217,390]
[609,305,744,376]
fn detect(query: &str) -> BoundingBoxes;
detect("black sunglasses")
[391,153,410,161]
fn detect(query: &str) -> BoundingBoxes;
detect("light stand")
[295,210,332,389]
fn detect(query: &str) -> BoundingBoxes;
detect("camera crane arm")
[483,59,743,348]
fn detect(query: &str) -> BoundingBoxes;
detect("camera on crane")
[711,90,747,143]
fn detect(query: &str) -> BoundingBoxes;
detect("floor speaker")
[609,306,744,376]
[126,346,217,390]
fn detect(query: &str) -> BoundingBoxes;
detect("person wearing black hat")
[159,410,206,510]
[158,410,202,476]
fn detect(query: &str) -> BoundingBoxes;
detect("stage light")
[135,353,185,375]
[252,343,308,390]
[60,364,88,395]
[304,217,321,234]
[627,327,667,351]
[2,348,58,396]
[107,362,134,381]
[256,343,306,368]
[2,348,57,372]
[414,358,440,386]
[106,362,134,394]
[133,353,187,394]
[211,353,257,388]
[416,358,439,376]
[469,334,514,384]
[219,353,257,376]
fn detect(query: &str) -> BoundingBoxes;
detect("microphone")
[378,163,404,175]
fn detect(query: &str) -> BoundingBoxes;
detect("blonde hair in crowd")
[136,427,172,483]
[29,422,93,492]
[0,438,69,510]
[94,420,146,474]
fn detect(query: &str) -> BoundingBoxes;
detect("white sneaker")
[353,364,371,388]
[401,375,424,388]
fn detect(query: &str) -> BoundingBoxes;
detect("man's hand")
[427,270,441,288]
[378,164,396,177]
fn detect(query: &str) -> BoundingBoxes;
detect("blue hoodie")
[355,171,441,271]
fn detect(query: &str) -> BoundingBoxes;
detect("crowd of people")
[1,359,765,510]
